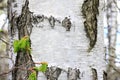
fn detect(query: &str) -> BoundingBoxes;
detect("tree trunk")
[8,0,35,80]
[0,31,9,80]
[0,0,9,79]
[8,0,106,80]
[106,0,118,80]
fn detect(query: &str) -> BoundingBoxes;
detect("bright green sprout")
[13,36,31,53]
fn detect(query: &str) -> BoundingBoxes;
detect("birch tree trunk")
[8,0,106,80]
[0,31,9,80]
[106,0,119,80]
[0,0,9,80]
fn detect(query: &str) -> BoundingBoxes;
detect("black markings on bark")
[67,68,80,80]
[44,66,62,80]
[44,66,80,80]
[103,71,107,80]
[82,0,99,52]
[91,68,98,80]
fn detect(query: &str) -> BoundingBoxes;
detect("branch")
[0,61,33,76]
[0,66,29,76]
[0,38,9,45]
[0,67,13,76]
[0,56,14,65]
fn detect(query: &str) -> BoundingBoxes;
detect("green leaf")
[28,72,37,80]
[13,40,20,53]
[26,39,30,48]
[13,36,31,53]
[19,38,27,50]
[38,64,48,72]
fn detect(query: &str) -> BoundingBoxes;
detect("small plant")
[13,36,31,53]
[34,62,48,72]
[28,71,37,80]
[13,36,48,80]
[28,62,48,80]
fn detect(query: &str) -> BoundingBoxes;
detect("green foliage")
[28,71,37,80]
[34,63,48,72]
[39,63,48,72]
[13,36,31,53]
[28,62,48,80]
[19,38,27,49]
[13,40,19,52]
[13,36,48,80]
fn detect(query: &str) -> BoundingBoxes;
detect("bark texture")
[45,66,62,80]
[91,68,98,80]
[0,0,9,79]
[44,66,80,80]
[29,0,105,80]
[7,0,105,79]
[82,0,99,52]
[103,71,107,80]
[8,0,35,80]
[67,68,80,80]
[0,32,9,80]
[106,0,118,80]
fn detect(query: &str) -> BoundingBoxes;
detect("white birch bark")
[0,0,9,79]
[9,0,106,80]
[0,32,9,80]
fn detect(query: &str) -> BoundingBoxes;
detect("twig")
[0,38,9,45]
[0,67,14,76]
[0,56,14,65]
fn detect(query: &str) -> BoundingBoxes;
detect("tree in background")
[0,0,9,80]
[106,0,120,79]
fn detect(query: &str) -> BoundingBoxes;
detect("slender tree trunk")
[0,32,9,80]
[106,0,118,80]
[0,0,9,79]
[8,0,35,80]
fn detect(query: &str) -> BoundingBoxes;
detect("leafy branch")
[28,62,48,80]
[13,36,48,80]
